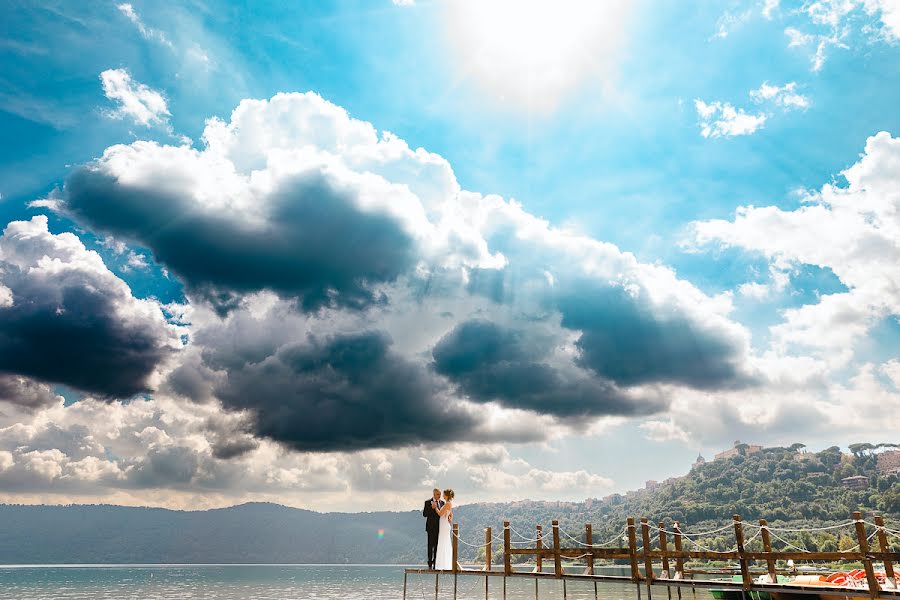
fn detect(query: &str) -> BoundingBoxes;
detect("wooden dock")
[403,512,900,599]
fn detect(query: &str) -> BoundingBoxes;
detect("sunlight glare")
[446,0,631,112]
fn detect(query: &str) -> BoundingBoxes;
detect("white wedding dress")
[434,503,453,570]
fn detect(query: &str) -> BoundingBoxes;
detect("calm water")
[0,564,718,600]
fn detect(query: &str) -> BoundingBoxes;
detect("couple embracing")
[422,488,455,570]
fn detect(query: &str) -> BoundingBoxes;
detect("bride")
[433,489,455,570]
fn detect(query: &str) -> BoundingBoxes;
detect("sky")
[0,0,899,512]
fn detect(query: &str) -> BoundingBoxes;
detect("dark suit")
[423,498,444,569]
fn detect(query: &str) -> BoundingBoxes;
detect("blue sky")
[0,0,898,510]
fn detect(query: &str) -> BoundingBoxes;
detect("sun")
[445,0,632,112]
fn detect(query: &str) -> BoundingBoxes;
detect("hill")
[0,443,896,563]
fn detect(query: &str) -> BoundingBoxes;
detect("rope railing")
[404,511,900,600]
[451,529,491,549]
[558,526,627,548]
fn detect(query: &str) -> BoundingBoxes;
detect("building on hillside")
[877,450,900,476]
[841,475,869,489]
[692,453,706,469]
[664,477,678,486]
[715,440,763,461]
[645,480,659,491]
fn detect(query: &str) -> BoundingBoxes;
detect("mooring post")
[504,521,512,575]
[434,572,439,600]
[503,573,507,600]
[403,571,408,600]
[641,518,654,598]
[854,511,880,598]
[563,578,568,599]
[875,515,896,589]
[733,515,751,591]
[659,521,672,600]
[536,525,543,573]
[759,519,777,583]
[454,571,457,600]
[452,523,459,574]
[659,522,671,578]
[673,522,684,580]
[586,523,595,575]
[627,517,641,583]
[552,520,562,577]
[535,524,542,600]
[485,527,492,571]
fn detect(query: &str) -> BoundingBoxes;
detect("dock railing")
[407,511,900,600]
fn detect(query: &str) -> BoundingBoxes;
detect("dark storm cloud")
[213,330,478,452]
[0,217,179,399]
[0,283,174,398]
[432,319,663,418]
[61,164,419,313]
[557,281,750,389]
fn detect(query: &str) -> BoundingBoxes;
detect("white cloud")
[100,68,170,127]
[392,0,415,5]
[883,359,900,389]
[866,0,900,38]
[0,394,614,509]
[116,3,173,48]
[694,100,767,138]
[639,419,690,443]
[712,9,753,39]
[763,0,780,19]
[750,81,810,109]
[691,131,900,364]
[696,81,809,139]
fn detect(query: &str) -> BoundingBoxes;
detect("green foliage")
[451,445,900,562]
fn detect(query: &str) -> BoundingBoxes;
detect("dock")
[403,511,900,599]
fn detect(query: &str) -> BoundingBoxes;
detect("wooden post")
[503,521,512,576]
[536,525,543,573]
[875,516,896,588]
[553,520,563,577]
[586,523,595,575]
[627,517,641,583]
[733,515,751,591]
[659,522,671,579]
[403,571,408,600]
[435,573,439,600]
[759,519,777,583]
[854,511,880,598]
[454,572,458,600]
[452,523,459,573]
[641,517,655,583]
[485,527,492,571]
[673,522,685,579]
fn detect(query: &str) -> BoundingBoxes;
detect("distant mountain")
[0,444,897,564]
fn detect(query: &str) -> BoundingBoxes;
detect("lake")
[0,564,718,599]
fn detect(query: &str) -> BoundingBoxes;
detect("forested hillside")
[0,444,896,563]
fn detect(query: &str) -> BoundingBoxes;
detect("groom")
[422,488,443,569]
